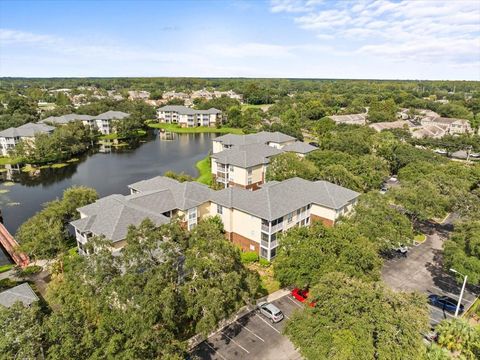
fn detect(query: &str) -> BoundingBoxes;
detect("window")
[188,208,197,230]
[217,204,223,215]
[248,168,252,176]
[261,247,268,259]
[270,247,277,259]
[248,178,252,185]
[287,212,293,223]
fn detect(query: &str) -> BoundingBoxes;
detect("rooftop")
[0,283,39,308]
[211,177,359,221]
[158,105,221,115]
[281,142,318,154]
[212,143,283,167]
[214,131,296,146]
[0,122,55,138]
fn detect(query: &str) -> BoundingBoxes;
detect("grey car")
[257,301,284,323]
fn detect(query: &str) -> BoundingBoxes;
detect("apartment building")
[40,111,130,135]
[0,123,55,156]
[157,105,222,127]
[421,117,472,135]
[70,176,359,260]
[328,113,367,125]
[71,177,212,255]
[211,132,317,189]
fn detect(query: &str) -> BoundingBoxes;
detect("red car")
[292,288,315,307]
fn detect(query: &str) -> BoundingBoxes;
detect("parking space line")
[205,342,228,360]
[287,296,303,308]
[235,321,265,342]
[255,314,281,333]
[284,314,290,320]
[220,332,250,354]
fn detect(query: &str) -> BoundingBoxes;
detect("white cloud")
[0,29,59,45]
[271,0,480,68]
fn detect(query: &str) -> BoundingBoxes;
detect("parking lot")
[382,231,478,327]
[190,294,303,360]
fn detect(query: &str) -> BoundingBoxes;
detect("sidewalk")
[187,287,290,350]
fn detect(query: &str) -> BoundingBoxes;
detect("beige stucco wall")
[212,141,224,153]
[198,202,211,219]
[311,204,337,221]
[231,209,262,244]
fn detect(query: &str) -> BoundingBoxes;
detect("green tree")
[348,192,414,251]
[0,302,46,359]
[368,98,398,123]
[284,272,429,360]
[273,223,381,287]
[266,152,318,182]
[17,186,98,259]
[443,222,480,286]
[435,318,480,359]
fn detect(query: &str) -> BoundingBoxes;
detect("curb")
[187,287,290,350]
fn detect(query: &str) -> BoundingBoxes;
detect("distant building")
[157,105,222,127]
[369,120,411,132]
[128,90,150,101]
[211,132,316,189]
[0,283,39,308]
[328,114,367,125]
[421,117,472,135]
[0,123,55,156]
[40,111,130,135]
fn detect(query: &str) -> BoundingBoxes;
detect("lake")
[0,131,216,265]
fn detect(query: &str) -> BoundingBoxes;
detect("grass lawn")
[196,156,212,185]
[98,129,147,140]
[0,157,21,166]
[148,123,243,134]
[414,234,427,244]
[0,264,13,273]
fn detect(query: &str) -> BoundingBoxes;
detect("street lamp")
[450,268,468,317]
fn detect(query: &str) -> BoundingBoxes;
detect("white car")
[257,301,284,323]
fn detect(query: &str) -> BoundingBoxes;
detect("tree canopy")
[284,272,429,360]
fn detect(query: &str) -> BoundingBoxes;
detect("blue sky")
[1,0,479,80]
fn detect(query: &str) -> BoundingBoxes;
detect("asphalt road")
[190,294,303,360]
[382,231,478,327]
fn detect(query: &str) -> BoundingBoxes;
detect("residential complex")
[0,122,55,156]
[211,132,317,189]
[328,113,367,125]
[157,105,222,127]
[41,111,130,134]
[71,176,359,260]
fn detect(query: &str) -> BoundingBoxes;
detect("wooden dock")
[0,223,29,267]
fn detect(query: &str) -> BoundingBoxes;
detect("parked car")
[292,288,316,307]
[389,175,398,182]
[257,301,284,323]
[428,294,464,314]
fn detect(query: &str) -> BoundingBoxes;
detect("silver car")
[257,301,284,323]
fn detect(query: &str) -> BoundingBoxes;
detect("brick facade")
[310,214,334,227]
[225,231,259,253]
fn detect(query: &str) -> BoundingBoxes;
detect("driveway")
[382,231,478,327]
[190,294,303,360]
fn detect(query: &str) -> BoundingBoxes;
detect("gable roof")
[211,177,359,220]
[94,111,130,120]
[40,114,94,124]
[212,143,283,167]
[0,283,39,308]
[71,194,170,242]
[157,105,221,115]
[282,142,318,154]
[214,131,296,146]
[128,176,213,210]
[0,122,55,138]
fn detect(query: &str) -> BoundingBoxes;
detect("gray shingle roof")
[212,143,283,167]
[0,122,55,138]
[0,283,39,308]
[40,114,94,124]
[71,194,170,242]
[128,176,213,210]
[211,177,359,220]
[214,131,296,146]
[94,111,130,120]
[282,142,318,154]
[158,105,221,115]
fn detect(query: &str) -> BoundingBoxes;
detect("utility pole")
[450,268,468,317]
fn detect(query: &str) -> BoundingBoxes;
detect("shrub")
[240,251,259,264]
[259,258,270,267]
[18,265,42,277]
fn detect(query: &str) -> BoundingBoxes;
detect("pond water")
[0,131,216,265]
